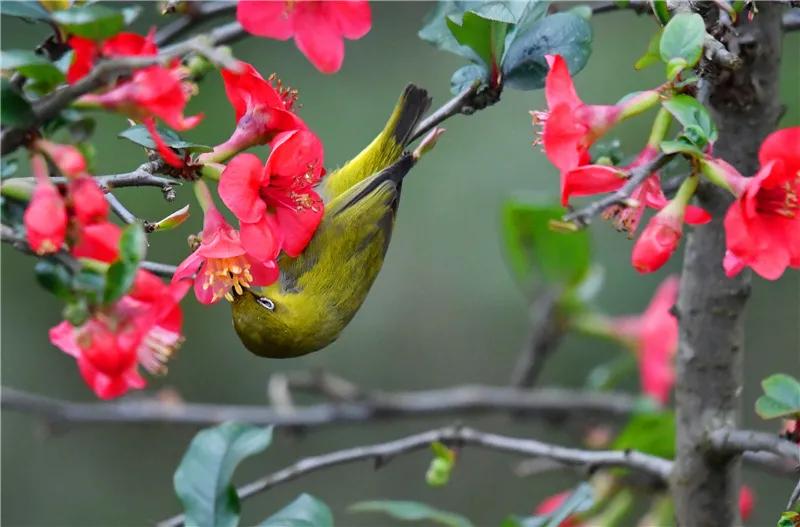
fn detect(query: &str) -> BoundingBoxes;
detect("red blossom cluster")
[173,61,326,305]
[536,54,799,280]
[22,141,191,399]
[67,30,202,168]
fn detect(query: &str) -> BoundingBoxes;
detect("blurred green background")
[2,3,798,526]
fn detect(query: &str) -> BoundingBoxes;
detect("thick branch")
[157,425,672,527]
[709,428,800,461]
[563,153,675,227]
[1,384,638,429]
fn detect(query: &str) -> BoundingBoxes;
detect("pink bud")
[632,211,682,273]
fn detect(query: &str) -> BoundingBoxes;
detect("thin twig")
[157,425,673,527]
[709,428,800,461]
[563,153,676,227]
[155,2,237,46]
[788,477,800,509]
[105,193,137,224]
[1,24,245,156]
[510,288,565,387]
[409,82,502,144]
[1,384,638,429]
[0,226,177,278]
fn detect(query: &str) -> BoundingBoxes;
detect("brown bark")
[672,4,785,525]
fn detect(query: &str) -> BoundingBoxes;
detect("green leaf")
[175,423,274,527]
[260,494,333,527]
[665,57,687,81]
[118,124,211,153]
[544,483,594,527]
[502,0,549,52]
[501,198,591,288]
[755,374,800,420]
[0,1,51,21]
[613,411,676,459]
[52,4,125,40]
[63,297,90,326]
[0,79,34,127]
[1,158,19,179]
[635,29,663,70]
[659,12,705,68]
[450,63,487,94]
[426,442,456,487]
[35,259,75,301]
[350,500,474,527]
[502,13,592,91]
[71,267,106,306]
[659,138,704,157]
[662,95,717,145]
[446,10,508,68]
[418,2,482,60]
[650,0,671,25]
[1,50,65,91]
[103,223,145,304]
[778,511,800,527]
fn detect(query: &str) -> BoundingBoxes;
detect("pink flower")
[237,0,371,73]
[69,176,109,226]
[611,277,679,403]
[219,129,325,259]
[532,55,658,173]
[739,485,754,522]
[172,206,279,304]
[72,222,122,263]
[564,146,711,235]
[202,62,305,163]
[723,127,800,280]
[49,270,190,399]
[23,155,67,255]
[34,139,87,178]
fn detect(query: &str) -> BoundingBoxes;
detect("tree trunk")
[673,4,785,525]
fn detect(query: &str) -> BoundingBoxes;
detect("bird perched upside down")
[231,85,434,358]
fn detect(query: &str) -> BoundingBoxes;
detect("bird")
[230,84,433,358]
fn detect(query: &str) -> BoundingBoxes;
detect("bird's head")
[230,288,336,358]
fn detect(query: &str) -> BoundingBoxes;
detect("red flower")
[69,176,109,226]
[172,206,279,304]
[611,277,679,403]
[23,156,67,255]
[532,55,658,173]
[534,492,580,527]
[219,129,325,259]
[34,139,87,178]
[72,221,122,263]
[723,127,800,280]
[739,486,754,521]
[237,0,371,74]
[631,209,683,273]
[67,31,157,84]
[564,146,711,235]
[202,62,305,163]
[49,270,190,399]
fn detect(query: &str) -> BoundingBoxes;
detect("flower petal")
[219,153,268,223]
[328,1,371,39]
[266,129,325,185]
[236,0,294,40]
[240,215,282,262]
[544,54,581,110]
[247,256,280,287]
[294,10,346,73]
[561,165,625,206]
[758,127,800,177]
[275,190,324,257]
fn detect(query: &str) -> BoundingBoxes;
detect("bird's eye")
[256,297,275,311]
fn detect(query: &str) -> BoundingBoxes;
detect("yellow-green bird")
[231,85,433,358]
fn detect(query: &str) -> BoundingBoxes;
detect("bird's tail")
[321,84,431,199]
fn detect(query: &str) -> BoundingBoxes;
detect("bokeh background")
[2,3,798,526]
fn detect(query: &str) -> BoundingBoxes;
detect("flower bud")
[34,139,87,178]
[632,211,682,273]
[699,157,747,196]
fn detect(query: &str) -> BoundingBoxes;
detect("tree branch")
[157,425,673,527]
[1,24,244,156]
[562,153,676,227]
[155,1,237,46]
[509,288,566,387]
[1,384,639,429]
[709,428,800,461]
[409,82,502,144]
[105,193,137,224]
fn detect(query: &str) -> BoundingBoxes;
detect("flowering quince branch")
[157,425,674,527]
[709,428,800,462]
[562,153,676,227]
[409,81,501,144]
[154,1,237,46]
